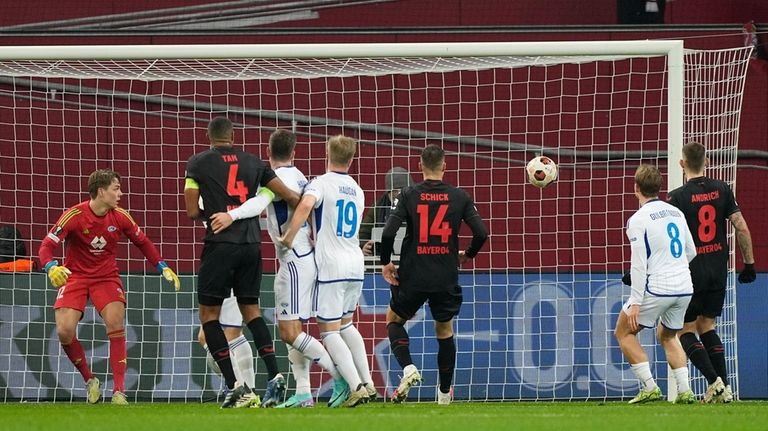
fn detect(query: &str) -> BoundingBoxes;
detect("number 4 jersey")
[185,146,276,244]
[303,171,365,282]
[667,177,740,267]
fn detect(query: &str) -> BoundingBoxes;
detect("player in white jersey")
[614,164,698,405]
[280,135,373,408]
[209,129,346,408]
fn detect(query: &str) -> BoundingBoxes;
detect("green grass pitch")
[1,401,767,431]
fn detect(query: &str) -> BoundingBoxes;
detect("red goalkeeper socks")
[108,329,127,393]
[62,338,94,382]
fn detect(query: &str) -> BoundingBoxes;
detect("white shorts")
[315,280,363,322]
[623,294,692,331]
[274,253,318,321]
[219,293,244,327]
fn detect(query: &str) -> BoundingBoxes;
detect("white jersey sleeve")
[304,172,365,282]
[229,187,275,221]
[266,166,313,261]
[625,199,694,305]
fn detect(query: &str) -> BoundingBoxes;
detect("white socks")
[321,331,362,388]
[292,331,340,379]
[340,322,373,385]
[288,346,311,395]
[630,362,657,391]
[672,367,691,393]
[229,335,255,388]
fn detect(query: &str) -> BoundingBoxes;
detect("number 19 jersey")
[303,171,365,282]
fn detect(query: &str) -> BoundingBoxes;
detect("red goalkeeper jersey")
[39,201,162,279]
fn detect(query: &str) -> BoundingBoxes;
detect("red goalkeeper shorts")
[54,277,126,313]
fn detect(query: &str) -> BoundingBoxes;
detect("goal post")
[0,40,685,59]
[0,41,750,402]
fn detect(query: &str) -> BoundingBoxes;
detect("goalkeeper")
[38,169,180,406]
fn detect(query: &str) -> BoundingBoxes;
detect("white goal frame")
[0,40,685,189]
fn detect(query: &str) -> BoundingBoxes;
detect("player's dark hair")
[421,144,445,171]
[88,169,121,199]
[634,164,662,198]
[269,129,297,161]
[683,142,706,172]
[208,116,233,142]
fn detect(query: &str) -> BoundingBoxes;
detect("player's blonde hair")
[88,169,121,198]
[327,135,356,165]
[634,164,662,198]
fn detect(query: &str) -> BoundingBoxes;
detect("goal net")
[0,42,752,402]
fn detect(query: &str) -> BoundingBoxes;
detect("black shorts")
[198,242,262,305]
[690,257,728,292]
[685,258,728,322]
[685,288,726,322]
[389,284,462,323]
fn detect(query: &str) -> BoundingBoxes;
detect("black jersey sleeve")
[722,184,740,217]
[460,190,488,258]
[666,187,681,207]
[185,154,201,181]
[259,165,278,188]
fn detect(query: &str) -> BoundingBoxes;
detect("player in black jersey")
[380,144,488,404]
[667,142,756,403]
[184,117,300,408]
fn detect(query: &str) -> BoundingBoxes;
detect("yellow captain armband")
[185,178,199,190]
[259,187,275,200]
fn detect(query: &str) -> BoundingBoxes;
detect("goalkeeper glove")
[44,260,71,288]
[157,261,181,291]
[738,263,756,284]
[621,272,631,286]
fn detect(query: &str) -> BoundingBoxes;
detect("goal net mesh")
[0,45,752,402]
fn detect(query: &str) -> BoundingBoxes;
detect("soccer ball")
[526,156,558,188]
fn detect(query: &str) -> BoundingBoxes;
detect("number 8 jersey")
[625,199,696,302]
[667,177,740,266]
[303,171,365,282]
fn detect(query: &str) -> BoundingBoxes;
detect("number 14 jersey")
[388,179,481,292]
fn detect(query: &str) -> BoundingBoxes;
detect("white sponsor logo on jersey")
[90,236,107,250]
